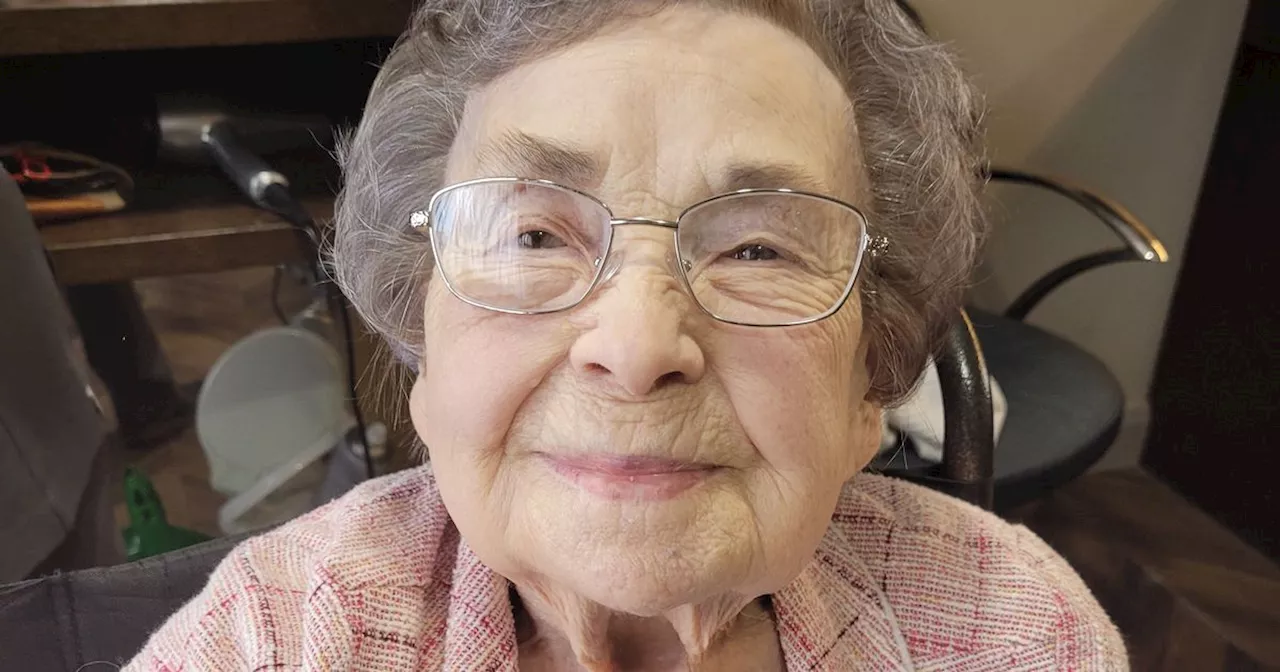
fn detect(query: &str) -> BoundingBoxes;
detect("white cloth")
[879,358,1008,463]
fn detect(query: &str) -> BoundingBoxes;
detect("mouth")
[540,454,720,501]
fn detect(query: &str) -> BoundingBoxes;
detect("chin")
[559,549,746,617]
[526,502,760,615]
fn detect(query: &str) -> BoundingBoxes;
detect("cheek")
[714,310,870,479]
[411,282,572,467]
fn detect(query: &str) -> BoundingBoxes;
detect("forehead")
[447,5,860,206]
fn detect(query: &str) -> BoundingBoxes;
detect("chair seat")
[973,308,1124,508]
[874,308,1123,510]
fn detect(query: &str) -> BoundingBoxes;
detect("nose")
[569,250,706,397]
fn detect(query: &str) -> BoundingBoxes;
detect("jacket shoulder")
[831,475,1128,670]
[125,466,453,671]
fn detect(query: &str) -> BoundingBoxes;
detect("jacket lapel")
[773,528,911,671]
[442,535,520,671]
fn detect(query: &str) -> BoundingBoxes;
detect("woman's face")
[410,5,882,615]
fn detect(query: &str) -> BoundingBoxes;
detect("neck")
[512,583,777,671]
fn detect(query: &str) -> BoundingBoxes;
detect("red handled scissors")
[8,147,54,184]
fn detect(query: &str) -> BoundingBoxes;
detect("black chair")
[873,170,1167,511]
[883,0,1169,512]
[982,171,1165,510]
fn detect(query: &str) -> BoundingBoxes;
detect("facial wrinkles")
[704,309,863,478]
[418,278,566,468]
[417,7,875,669]
[450,11,860,500]
[507,370,748,468]
[507,239,741,473]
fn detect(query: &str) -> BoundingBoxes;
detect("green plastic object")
[121,467,212,561]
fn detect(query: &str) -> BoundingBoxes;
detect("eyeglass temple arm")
[987,167,1170,321]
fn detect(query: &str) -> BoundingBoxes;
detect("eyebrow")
[475,130,605,187]
[718,162,830,193]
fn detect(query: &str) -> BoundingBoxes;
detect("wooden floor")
[1017,472,1280,670]
[120,269,1280,671]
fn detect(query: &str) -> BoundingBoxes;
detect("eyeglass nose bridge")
[598,216,686,285]
[609,216,679,229]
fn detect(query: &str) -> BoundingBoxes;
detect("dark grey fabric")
[0,172,112,582]
[0,533,244,671]
[27,440,124,580]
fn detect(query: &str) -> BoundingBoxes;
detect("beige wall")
[911,0,1249,464]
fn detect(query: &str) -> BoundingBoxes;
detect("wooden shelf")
[0,0,415,56]
[41,195,330,284]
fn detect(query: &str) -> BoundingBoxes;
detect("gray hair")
[332,0,986,405]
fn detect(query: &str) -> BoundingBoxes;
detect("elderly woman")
[128,1,1124,669]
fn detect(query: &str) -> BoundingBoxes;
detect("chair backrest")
[933,310,995,508]
[874,310,995,508]
[0,532,245,670]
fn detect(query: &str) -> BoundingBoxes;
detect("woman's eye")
[517,230,567,249]
[728,244,780,261]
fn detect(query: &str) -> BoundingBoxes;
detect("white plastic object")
[196,326,352,534]
[878,358,1009,463]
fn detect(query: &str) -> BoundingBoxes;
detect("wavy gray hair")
[332,0,986,405]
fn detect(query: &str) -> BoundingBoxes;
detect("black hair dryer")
[155,95,332,215]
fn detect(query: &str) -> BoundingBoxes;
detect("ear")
[849,399,884,476]
[847,326,883,474]
[408,373,434,462]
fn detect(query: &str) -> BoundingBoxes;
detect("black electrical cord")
[199,121,375,480]
[261,183,375,480]
[332,291,375,480]
[270,265,289,325]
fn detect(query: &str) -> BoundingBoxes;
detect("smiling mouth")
[540,454,720,500]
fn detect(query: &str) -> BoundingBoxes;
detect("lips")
[541,454,719,500]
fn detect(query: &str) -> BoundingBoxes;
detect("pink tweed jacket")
[125,467,1126,671]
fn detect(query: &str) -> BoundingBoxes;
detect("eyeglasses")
[409,177,872,327]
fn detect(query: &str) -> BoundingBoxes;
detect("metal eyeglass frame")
[409,176,877,328]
